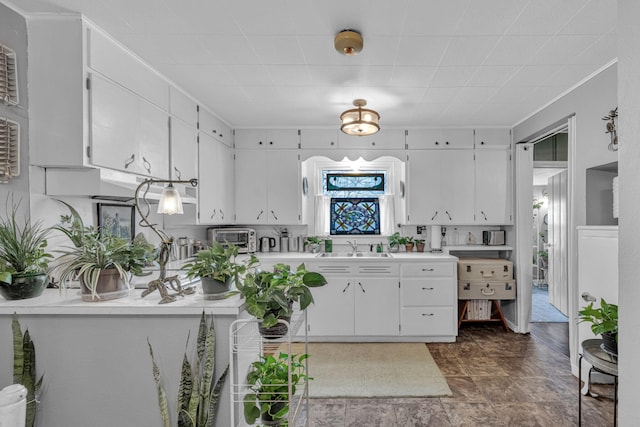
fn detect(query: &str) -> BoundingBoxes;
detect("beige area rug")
[283,343,452,398]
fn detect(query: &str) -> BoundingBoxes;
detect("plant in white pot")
[182,242,258,300]
[0,201,52,300]
[54,202,156,301]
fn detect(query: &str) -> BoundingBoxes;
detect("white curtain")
[378,194,395,235]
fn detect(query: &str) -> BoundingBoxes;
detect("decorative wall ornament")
[602,107,618,151]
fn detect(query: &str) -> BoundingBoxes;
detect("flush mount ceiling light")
[334,29,363,56]
[340,99,380,136]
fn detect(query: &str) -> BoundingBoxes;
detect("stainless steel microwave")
[207,228,257,253]
[483,230,505,246]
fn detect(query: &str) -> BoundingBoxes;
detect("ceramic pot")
[258,304,292,339]
[79,268,129,302]
[601,331,618,356]
[0,273,48,300]
[260,400,288,426]
[201,277,232,300]
[416,243,426,252]
[405,243,414,253]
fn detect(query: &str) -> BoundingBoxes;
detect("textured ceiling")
[6,0,617,128]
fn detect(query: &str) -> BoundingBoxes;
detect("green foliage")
[238,263,327,328]
[12,313,44,427]
[0,199,52,278]
[387,232,403,247]
[304,236,322,245]
[181,242,258,283]
[578,298,618,340]
[414,238,425,245]
[404,236,414,244]
[148,311,229,427]
[537,250,548,259]
[53,201,157,298]
[243,353,309,426]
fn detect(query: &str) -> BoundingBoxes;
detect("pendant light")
[157,183,183,215]
[340,99,380,136]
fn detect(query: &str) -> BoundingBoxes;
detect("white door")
[197,132,221,224]
[170,118,197,181]
[407,151,441,224]
[440,150,475,224]
[234,150,268,224]
[307,277,354,336]
[548,170,568,315]
[354,277,400,336]
[475,149,511,224]
[266,150,300,225]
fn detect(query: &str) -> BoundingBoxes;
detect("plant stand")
[229,311,309,426]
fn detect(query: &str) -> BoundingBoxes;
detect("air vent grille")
[0,117,19,183]
[0,44,18,106]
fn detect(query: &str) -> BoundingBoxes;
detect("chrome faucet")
[347,239,358,254]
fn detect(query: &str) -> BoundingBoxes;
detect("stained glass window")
[330,198,380,235]
[326,173,385,192]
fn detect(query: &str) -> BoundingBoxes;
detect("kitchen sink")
[315,252,392,258]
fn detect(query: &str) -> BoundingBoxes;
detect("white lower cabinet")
[303,260,456,341]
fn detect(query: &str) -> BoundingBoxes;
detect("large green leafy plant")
[182,242,258,283]
[148,311,229,427]
[237,263,327,328]
[243,352,309,426]
[578,298,618,340]
[12,313,44,427]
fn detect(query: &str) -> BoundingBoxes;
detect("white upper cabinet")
[198,107,232,147]
[299,129,338,150]
[337,129,405,150]
[88,28,169,110]
[170,117,197,181]
[475,148,512,224]
[169,87,197,127]
[198,132,234,225]
[234,129,299,149]
[406,129,474,149]
[474,128,511,149]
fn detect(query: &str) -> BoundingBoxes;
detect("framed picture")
[97,203,135,241]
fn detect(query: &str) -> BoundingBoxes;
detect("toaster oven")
[482,230,505,246]
[207,228,257,253]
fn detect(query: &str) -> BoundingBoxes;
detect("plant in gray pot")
[0,201,52,300]
[238,263,327,338]
[578,298,618,356]
[182,242,259,300]
[54,202,156,301]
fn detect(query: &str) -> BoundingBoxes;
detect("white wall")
[617,0,640,424]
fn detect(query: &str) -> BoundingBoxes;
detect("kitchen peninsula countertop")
[249,251,458,262]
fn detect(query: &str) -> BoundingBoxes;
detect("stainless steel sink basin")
[315,252,392,258]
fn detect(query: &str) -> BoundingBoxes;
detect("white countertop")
[249,251,458,262]
[0,288,245,316]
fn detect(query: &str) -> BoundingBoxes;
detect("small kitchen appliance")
[482,230,505,246]
[259,237,276,253]
[208,228,257,253]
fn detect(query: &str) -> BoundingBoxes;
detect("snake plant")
[12,313,44,427]
[148,311,229,427]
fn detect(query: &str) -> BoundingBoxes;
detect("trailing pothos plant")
[578,298,618,341]
[182,241,258,283]
[12,313,44,427]
[148,311,229,427]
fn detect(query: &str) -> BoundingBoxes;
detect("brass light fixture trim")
[340,99,380,136]
[334,29,363,56]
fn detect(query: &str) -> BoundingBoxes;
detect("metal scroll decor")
[603,107,618,152]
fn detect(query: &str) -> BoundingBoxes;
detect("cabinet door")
[197,132,221,224]
[220,142,235,223]
[475,149,511,224]
[475,128,511,149]
[169,87,197,127]
[406,129,473,149]
[355,277,400,336]
[307,277,354,337]
[267,150,301,224]
[337,129,405,150]
[440,150,475,224]
[407,151,441,224]
[234,150,268,224]
[199,107,232,147]
[235,129,299,149]
[170,118,197,181]
[299,129,338,149]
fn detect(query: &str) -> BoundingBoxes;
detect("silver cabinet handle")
[142,156,151,174]
[220,209,224,220]
[421,268,434,272]
[271,210,278,220]
[342,282,351,293]
[421,313,434,317]
[256,210,263,220]
[358,282,365,293]
[431,211,439,220]
[173,166,182,180]
[421,287,434,290]
[481,210,488,221]
[445,211,452,220]
[124,153,135,169]
[210,209,216,219]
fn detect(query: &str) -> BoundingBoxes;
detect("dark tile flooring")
[300,325,616,426]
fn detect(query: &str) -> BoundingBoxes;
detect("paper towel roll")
[430,225,441,251]
[0,384,27,427]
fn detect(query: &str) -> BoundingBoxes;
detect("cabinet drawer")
[309,264,352,276]
[401,262,455,277]
[357,264,398,276]
[401,307,455,336]
[401,279,454,306]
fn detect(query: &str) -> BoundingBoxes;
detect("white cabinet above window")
[299,129,338,150]
[337,129,405,150]
[406,129,474,149]
[234,129,299,149]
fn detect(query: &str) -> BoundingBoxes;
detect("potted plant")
[0,202,52,300]
[182,242,258,300]
[387,232,402,253]
[243,352,309,426]
[54,202,156,301]
[404,236,415,252]
[578,298,618,355]
[415,238,426,252]
[305,236,322,253]
[237,263,327,338]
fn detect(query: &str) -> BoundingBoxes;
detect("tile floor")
[299,325,616,426]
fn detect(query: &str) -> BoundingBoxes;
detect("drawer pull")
[481,288,496,296]
[421,287,434,290]
[421,313,434,317]
[422,268,434,272]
